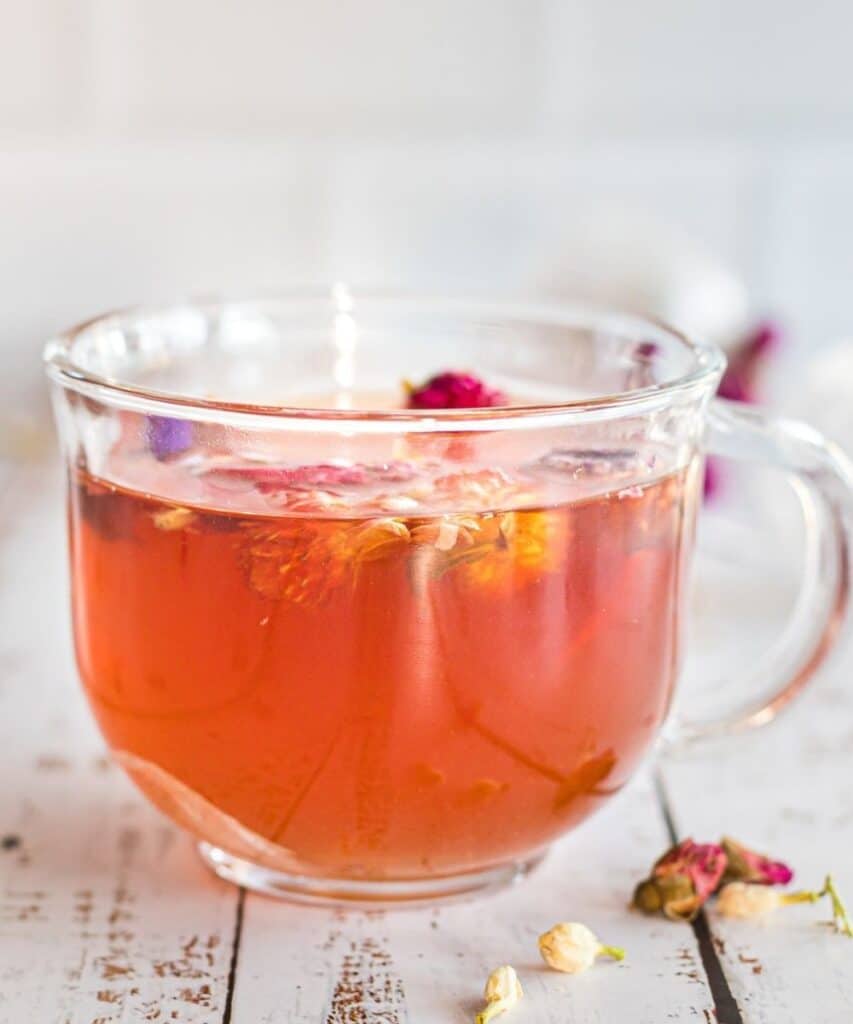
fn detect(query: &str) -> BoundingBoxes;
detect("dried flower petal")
[538,922,625,974]
[152,506,195,531]
[633,838,727,922]
[721,836,794,887]
[406,371,507,410]
[146,416,193,460]
[475,965,522,1024]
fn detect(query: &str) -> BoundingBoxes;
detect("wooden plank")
[0,466,239,1024]
[231,772,717,1023]
[7,461,816,1022]
[661,562,853,1024]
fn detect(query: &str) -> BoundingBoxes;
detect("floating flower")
[633,838,727,922]
[405,371,507,409]
[718,875,852,936]
[475,965,522,1024]
[152,506,195,531]
[721,836,793,887]
[538,922,625,974]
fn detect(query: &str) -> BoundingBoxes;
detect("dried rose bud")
[538,922,625,974]
[718,875,852,936]
[405,371,507,409]
[633,838,727,922]
[475,964,522,1024]
[721,836,793,886]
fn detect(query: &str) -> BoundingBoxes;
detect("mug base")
[197,841,546,908]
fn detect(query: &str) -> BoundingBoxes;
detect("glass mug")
[44,293,851,905]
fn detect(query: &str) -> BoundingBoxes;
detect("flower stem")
[598,944,627,962]
[822,874,853,938]
[476,996,514,1024]
[780,890,822,906]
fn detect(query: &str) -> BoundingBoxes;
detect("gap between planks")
[655,768,745,1024]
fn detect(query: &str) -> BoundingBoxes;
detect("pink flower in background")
[705,320,781,500]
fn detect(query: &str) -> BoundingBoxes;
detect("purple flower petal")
[146,416,193,460]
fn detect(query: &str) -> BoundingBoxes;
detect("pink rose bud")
[633,838,728,922]
[405,371,507,409]
[721,836,794,886]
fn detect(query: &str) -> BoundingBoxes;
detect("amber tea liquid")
[70,454,695,880]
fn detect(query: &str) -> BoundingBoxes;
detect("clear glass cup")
[44,291,852,906]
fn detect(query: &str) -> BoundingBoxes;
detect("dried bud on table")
[538,922,626,974]
[633,838,727,922]
[475,965,522,1024]
[718,875,853,936]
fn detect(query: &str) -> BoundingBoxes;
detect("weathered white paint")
[1,460,850,1022]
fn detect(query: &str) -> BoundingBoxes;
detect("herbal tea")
[70,451,694,881]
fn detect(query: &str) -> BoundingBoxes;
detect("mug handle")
[670,397,852,747]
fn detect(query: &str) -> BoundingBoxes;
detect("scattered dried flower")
[633,838,727,922]
[475,965,522,1024]
[348,518,410,561]
[538,922,625,974]
[721,836,793,886]
[406,371,507,409]
[717,881,819,919]
[717,874,852,935]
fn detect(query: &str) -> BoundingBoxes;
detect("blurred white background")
[3,0,853,428]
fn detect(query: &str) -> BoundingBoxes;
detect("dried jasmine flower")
[717,881,815,919]
[538,922,625,974]
[718,875,853,936]
[475,965,522,1023]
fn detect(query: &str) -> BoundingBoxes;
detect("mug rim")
[44,288,726,428]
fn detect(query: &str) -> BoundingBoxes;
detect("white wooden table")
[2,460,851,1023]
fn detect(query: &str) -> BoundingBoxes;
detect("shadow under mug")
[44,293,852,905]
